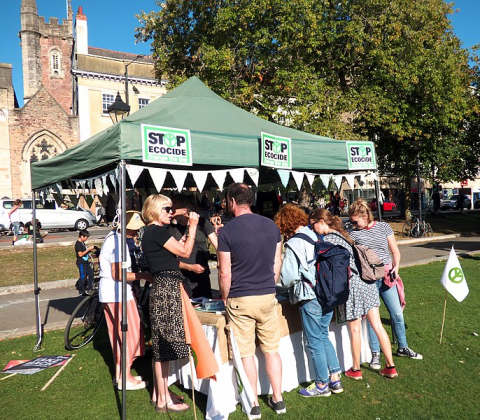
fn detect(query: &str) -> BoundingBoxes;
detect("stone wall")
[8,88,78,198]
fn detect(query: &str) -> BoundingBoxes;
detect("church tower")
[19,0,74,113]
[19,0,42,103]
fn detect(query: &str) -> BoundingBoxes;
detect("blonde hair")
[142,194,172,223]
[348,198,374,224]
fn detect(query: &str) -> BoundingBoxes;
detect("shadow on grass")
[408,240,480,254]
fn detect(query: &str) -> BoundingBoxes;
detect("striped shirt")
[350,222,394,264]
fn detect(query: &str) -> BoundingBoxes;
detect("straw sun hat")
[125,210,145,231]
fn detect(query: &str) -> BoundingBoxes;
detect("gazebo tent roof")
[31,76,354,190]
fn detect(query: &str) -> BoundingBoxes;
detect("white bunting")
[126,164,144,187]
[333,175,344,190]
[277,169,291,188]
[229,168,245,184]
[210,170,228,190]
[148,168,167,193]
[319,174,332,190]
[109,173,117,194]
[246,168,259,186]
[291,171,305,190]
[191,171,209,193]
[305,173,315,189]
[345,174,356,189]
[95,178,103,197]
[102,175,109,196]
[169,170,189,191]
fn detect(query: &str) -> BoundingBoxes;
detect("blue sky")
[1,0,479,107]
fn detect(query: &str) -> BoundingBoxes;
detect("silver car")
[440,194,471,210]
[0,199,97,232]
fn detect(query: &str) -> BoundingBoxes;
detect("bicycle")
[64,281,105,350]
[65,254,104,350]
[401,215,433,238]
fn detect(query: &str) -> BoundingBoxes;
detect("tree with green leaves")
[136,0,479,185]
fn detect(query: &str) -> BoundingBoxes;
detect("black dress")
[142,224,189,362]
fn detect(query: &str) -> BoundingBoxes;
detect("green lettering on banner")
[141,124,192,166]
[346,141,377,170]
[260,132,292,169]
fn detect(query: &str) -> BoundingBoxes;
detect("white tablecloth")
[169,317,371,419]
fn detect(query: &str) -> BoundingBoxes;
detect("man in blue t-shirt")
[218,183,285,418]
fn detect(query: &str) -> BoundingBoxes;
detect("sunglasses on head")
[162,206,173,213]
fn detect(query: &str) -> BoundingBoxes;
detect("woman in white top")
[99,210,153,390]
[8,199,22,245]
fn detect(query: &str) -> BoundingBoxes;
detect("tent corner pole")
[119,160,128,420]
[32,190,42,351]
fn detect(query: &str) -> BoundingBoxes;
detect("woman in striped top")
[349,199,423,370]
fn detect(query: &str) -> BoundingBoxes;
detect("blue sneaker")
[299,382,331,397]
[329,379,344,394]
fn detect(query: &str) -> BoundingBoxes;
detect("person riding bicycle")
[99,211,153,390]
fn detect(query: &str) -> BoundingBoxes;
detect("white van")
[0,199,97,233]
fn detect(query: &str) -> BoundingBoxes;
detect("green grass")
[0,243,102,288]
[1,256,479,419]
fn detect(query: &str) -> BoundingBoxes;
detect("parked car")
[475,200,480,210]
[0,199,97,232]
[440,194,471,210]
[369,199,397,212]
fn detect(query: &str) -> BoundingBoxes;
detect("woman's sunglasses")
[349,220,359,226]
[162,206,173,213]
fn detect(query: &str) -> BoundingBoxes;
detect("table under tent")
[30,76,379,419]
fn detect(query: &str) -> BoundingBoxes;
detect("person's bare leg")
[155,361,188,411]
[264,351,283,402]
[347,319,362,370]
[242,356,259,405]
[151,359,157,404]
[367,307,395,366]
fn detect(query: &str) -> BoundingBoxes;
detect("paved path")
[0,234,479,341]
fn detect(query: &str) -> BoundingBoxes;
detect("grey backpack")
[351,243,385,283]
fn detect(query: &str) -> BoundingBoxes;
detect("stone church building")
[0,0,165,199]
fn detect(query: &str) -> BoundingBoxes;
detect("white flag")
[440,247,469,302]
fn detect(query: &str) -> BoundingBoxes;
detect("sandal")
[156,399,189,413]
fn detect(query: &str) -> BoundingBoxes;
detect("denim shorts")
[11,222,22,236]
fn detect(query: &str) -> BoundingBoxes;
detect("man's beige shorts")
[226,293,280,357]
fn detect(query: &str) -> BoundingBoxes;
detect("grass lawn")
[0,242,102,288]
[1,256,479,419]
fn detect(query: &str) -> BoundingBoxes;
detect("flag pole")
[439,291,448,344]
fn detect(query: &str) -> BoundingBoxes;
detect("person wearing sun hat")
[99,210,153,390]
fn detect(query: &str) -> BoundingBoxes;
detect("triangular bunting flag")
[319,174,331,190]
[333,175,343,190]
[210,170,228,190]
[109,173,117,194]
[228,168,245,184]
[102,175,109,196]
[277,170,291,188]
[246,168,259,186]
[345,174,356,189]
[126,164,144,187]
[148,168,167,193]
[169,170,189,191]
[95,178,103,197]
[191,171,209,193]
[291,171,305,191]
[305,173,315,189]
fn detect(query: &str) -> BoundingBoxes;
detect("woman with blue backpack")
[309,209,398,380]
[275,204,343,398]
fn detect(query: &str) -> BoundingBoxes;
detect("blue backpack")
[293,233,351,310]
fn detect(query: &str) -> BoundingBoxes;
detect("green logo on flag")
[448,267,464,284]
[260,132,292,169]
[164,133,177,148]
[273,141,281,153]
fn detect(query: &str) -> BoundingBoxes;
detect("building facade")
[0,0,166,200]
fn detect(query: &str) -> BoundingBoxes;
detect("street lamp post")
[124,54,144,106]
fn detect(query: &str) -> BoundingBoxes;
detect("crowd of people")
[75,183,421,417]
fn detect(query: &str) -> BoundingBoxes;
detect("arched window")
[51,49,61,76]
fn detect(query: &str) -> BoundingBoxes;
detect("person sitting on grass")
[25,219,48,243]
[75,229,95,296]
